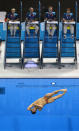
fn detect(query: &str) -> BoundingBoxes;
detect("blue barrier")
[41,22,59,68]
[61,37,75,57]
[42,36,58,58]
[0,22,7,40]
[23,23,40,68]
[60,23,77,65]
[4,23,22,68]
[0,78,79,131]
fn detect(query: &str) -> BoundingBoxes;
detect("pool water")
[0,78,79,131]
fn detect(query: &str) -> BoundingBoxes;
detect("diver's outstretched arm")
[27,103,34,111]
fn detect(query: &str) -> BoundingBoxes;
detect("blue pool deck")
[0,78,79,131]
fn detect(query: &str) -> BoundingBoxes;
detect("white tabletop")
[63,22,75,25]
[8,21,20,24]
[47,21,58,24]
[28,21,39,24]
[0,20,5,23]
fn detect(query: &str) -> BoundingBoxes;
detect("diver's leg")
[45,90,63,98]
[48,89,67,103]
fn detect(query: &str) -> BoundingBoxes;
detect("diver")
[27,89,67,114]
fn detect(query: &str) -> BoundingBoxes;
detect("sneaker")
[71,35,74,39]
[64,35,66,39]
[49,34,53,38]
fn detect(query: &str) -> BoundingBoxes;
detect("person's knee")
[14,26,17,30]
[64,26,67,29]
[46,26,49,30]
[26,26,29,30]
[47,24,50,28]
[70,26,74,32]
[46,25,50,30]
[36,26,39,31]
[70,25,74,29]
[10,26,14,30]
[53,25,56,30]
[64,26,67,32]
[37,26,39,30]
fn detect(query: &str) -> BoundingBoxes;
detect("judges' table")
[8,21,20,24]
[0,22,79,41]
[27,21,39,25]
[47,21,58,24]
[63,21,76,25]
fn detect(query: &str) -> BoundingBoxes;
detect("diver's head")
[29,7,34,13]
[67,8,71,14]
[11,8,16,14]
[48,6,53,12]
[31,107,37,114]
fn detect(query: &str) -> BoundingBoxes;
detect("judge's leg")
[26,24,30,36]
[70,25,74,38]
[51,24,56,36]
[9,24,14,36]
[46,24,51,36]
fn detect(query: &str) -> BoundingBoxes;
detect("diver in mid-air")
[27,89,67,114]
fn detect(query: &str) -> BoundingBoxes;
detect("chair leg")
[22,58,24,69]
[21,59,23,69]
[4,58,6,69]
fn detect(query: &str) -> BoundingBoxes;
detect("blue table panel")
[0,22,79,41]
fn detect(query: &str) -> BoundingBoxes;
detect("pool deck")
[0,41,79,78]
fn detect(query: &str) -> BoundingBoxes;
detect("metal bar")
[58,0,61,67]
[20,0,23,22]
[74,1,78,64]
